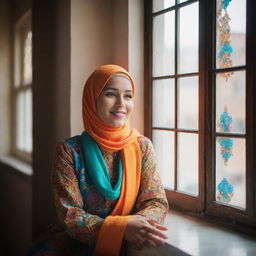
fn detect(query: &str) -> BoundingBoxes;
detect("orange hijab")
[82,64,141,255]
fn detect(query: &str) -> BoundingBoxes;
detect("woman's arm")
[124,137,169,250]
[52,142,103,245]
[134,137,169,223]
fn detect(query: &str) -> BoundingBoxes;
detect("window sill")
[127,210,256,256]
[0,155,33,176]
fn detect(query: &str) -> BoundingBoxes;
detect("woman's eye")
[125,94,133,99]
[105,92,116,97]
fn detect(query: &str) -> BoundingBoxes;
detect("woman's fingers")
[125,216,168,250]
[143,225,168,239]
[144,232,166,246]
[143,239,157,248]
[151,222,168,231]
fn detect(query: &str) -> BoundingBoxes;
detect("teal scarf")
[81,131,123,200]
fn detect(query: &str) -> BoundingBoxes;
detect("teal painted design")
[217,137,234,165]
[217,0,233,80]
[217,178,234,203]
[217,106,234,165]
[217,106,232,132]
[222,0,232,11]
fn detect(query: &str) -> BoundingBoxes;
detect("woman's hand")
[124,215,168,250]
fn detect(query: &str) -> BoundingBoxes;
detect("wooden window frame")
[144,0,256,231]
[11,10,32,163]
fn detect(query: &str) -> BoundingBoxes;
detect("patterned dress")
[28,135,168,256]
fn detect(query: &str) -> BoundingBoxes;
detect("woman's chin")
[108,119,126,128]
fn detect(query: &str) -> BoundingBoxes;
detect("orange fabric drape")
[82,65,141,256]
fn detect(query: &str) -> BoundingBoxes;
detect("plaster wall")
[70,0,113,136]
[70,0,144,135]
[32,0,71,236]
[0,0,11,155]
[128,0,144,134]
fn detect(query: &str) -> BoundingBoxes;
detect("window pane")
[153,0,175,13]
[153,79,175,128]
[177,132,198,195]
[25,89,32,152]
[23,30,32,85]
[178,2,199,74]
[153,11,175,76]
[178,76,198,130]
[16,92,26,151]
[216,0,246,69]
[14,33,21,88]
[16,90,32,153]
[178,0,189,4]
[216,71,245,134]
[215,137,246,209]
[153,130,175,189]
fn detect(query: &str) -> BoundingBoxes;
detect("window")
[145,0,256,229]
[12,10,32,163]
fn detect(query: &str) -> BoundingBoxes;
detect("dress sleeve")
[52,142,103,245]
[134,137,169,224]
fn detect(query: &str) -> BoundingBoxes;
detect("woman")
[29,64,168,256]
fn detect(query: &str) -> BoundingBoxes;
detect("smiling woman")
[27,64,169,256]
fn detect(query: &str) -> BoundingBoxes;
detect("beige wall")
[70,0,144,136]
[128,0,144,134]
[112,0,129,69]
[32,0,71,236]
[70,0,113,136]
[0,0,11,155]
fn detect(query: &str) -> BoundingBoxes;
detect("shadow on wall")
[0,162,32,256]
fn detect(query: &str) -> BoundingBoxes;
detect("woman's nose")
[115,95,125,106]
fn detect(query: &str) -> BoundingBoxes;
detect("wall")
[70,0,113,136]
[70,0,144,135]
[0,0,11,155]
[32,0,71,236]
[128,0,144,134]
[0,164,32,255]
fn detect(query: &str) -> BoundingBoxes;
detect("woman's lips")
[110,111,126,118]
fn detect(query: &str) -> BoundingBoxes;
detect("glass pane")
[216,137,246,209]
[177,132,198,195]
[16,90,32,153]
[153,11,175,76]
[178,0,188,3]
[178,2,199,74]
[216,0,246,69]
[153,79,175,128]
[178,76,198,130]
[25,89,32,152]
[16,92,26,151]
[216,71,245,134]
[14,34,21,88]
[153,130,175,189]
[153,0,175,13]
[23,30,32,85]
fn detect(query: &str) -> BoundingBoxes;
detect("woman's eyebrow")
[104,88,133,93]
[104,87,118,91]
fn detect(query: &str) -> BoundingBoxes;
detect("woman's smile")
[110,110,126,118]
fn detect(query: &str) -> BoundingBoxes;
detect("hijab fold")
[82,65,142,256]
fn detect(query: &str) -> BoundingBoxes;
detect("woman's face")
[96,76,134,127]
